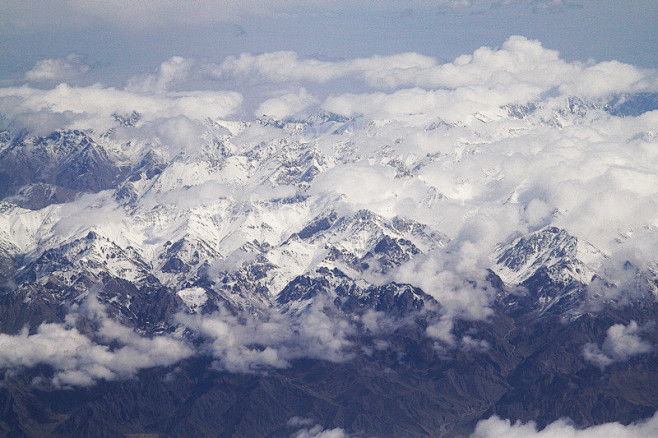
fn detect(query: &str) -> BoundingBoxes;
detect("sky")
[1,0,657,86]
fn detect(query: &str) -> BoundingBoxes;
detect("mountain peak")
[495,227,605,287]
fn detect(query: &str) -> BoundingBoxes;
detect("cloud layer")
[0,35,657,384]
[7,36,658,125]
[115,36,658,112]
[470,411,658,438]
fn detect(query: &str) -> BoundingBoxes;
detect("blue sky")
[1,0,657,86]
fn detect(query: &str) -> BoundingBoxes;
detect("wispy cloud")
[177,300,355,373]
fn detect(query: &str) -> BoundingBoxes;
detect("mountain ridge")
[0,95,656,437]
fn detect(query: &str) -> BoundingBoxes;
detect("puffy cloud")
[126,56,196,93]
[462,335,490,351]
[287,417,350,438]
[291,425,349,438]
[209,36,657,101]
[7,36,658,132]
[583,321,653,369]
[393,246,498,345]
[417,35,570,90]
[255,88,319,119]
[25,53,90,83]
[0,295,192,387]
[309,162,421,217]
[310,37,656,124]
[470,411,658,438]
[177,301,355,373]
[560,61,656,98]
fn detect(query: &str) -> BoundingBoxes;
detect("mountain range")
[0,93,657,437]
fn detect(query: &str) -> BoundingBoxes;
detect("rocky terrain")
[0,91,657,437]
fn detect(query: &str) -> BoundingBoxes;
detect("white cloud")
[286,418,352,438]
[213,51,439,88]
[25,53,90,83]
[583,321,653,369]
[560,61,656,98]
[177,301,355,373]
[126,56,196,93]
[462,335,490,351]
[287,417,350,438]
[386,203,524,344]
[393,247,497,345]
[9,36,658,132]
[215,51,342,84]
[209,36,658,101]
[255,88,319,119]
[0,295,192,387]
[0,83,243,132]
[287,417,316,427]
[291,424,349,438]
[470,411,658,438]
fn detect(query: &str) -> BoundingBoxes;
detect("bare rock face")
[0,130,128,209]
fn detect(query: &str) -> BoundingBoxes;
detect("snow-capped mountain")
[495,227,604,286]
[0,91,656,437]
[493,227,610,318]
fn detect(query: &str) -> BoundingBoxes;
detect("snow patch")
[177,287,208,311]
